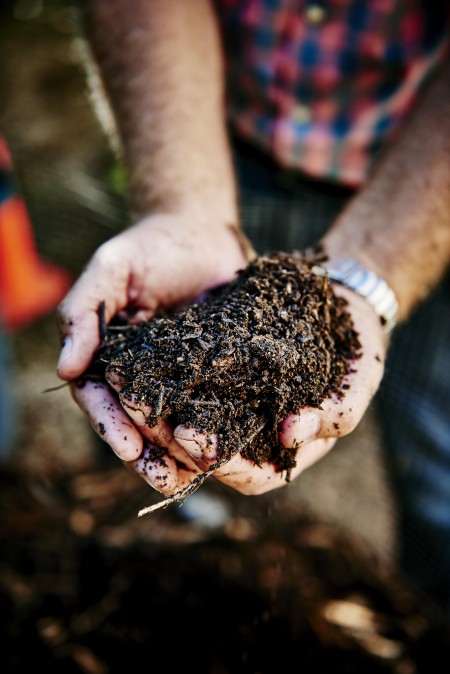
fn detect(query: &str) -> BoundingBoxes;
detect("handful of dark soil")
[94,252,361,491]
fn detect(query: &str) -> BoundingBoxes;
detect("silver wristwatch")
[313,257,399,335]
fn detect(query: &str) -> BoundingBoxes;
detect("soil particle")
[93,252,361,480]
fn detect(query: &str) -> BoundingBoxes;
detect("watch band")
[313,257,399,335]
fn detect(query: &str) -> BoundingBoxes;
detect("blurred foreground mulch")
[1,459,450,674]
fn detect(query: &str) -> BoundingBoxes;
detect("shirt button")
[305,4,327,25]
[292,105,311,124]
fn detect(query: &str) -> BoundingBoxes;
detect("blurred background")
[1,1,449,672]
[0,0,129,473]
[0,0,396,554]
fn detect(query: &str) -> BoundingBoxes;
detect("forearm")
[322,59,450,322]
[85,0,238,225]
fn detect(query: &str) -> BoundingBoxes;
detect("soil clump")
[94,252,361,480]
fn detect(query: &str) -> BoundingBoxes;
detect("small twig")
[43,374,105,394]
[42,381,72,393]
[153,386,165,416]
[105,324,136,332]
[137,467,216,516]
[99,336,126,349]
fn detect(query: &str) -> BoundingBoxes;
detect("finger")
[127,442,205,496]
[173,426,219,462]
[105,370,129,392]
[106,378,156,439]
[290,436,336,474]
[70,379,143,461]
[56,249,130,381]
[121,402,201,472]
[280,410,321,447]
[103,369,204,484]
[117,308,154,323]
[212,437,336,495]
[212,452,286,495]
[107,376,160,441]
[127,442,179,495]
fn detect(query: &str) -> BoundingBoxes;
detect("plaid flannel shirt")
[215,0,450,186]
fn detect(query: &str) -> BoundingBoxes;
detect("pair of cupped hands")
[56,213,386,497]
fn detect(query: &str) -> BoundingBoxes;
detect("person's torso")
[215,0,450,186]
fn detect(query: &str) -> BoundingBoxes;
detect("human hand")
[173,286,386,496]
[91,284,386,498]
[56,212,250,462]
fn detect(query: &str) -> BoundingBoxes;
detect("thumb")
[56,301,103,380]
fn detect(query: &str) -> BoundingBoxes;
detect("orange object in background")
[0,135,72,332]
[0,197,73,338]
[0,196,72,332]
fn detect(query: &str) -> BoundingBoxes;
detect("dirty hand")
[176,287,386,495]
[95,285,386,497]
[56,212,249,462]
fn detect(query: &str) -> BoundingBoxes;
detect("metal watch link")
[313,257,399,335]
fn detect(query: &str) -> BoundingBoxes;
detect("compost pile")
[95,252,361,478]
[2,463,450,674]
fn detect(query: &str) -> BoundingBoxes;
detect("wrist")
[313,256,399,336]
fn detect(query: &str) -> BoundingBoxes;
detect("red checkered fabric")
[215,0,450,186]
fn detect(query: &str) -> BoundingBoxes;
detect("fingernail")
[57,336,73,369]
[289,411,320,445]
